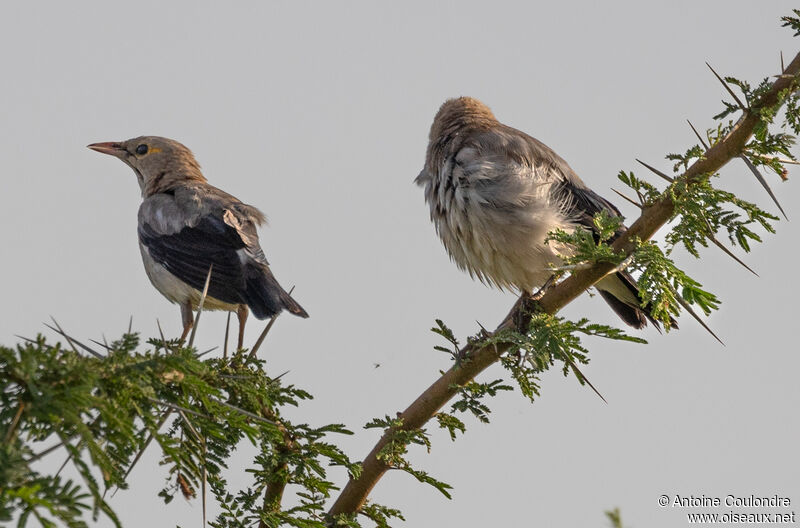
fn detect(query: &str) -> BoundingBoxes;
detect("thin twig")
[3,403,26,444]
[749,153,800,165]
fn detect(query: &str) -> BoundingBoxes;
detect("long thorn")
[44,322,103,359]
[781,51,785,73]
[128,316,133,335]
[202,445,208,528]
[635,159,674,183]
[188,265,214,348]
[156,319,167,353]
[27,440,66,463]
[210,398,276,426]
[48,317,78,354]
[223,312,231,360]
[55,452,74,478]
[248,316,279,361]
[708,234,759,276]
[611,188,643,209]
[272,370,290,382]
[196,346,218,358]
[113,410,172,496]
[177,410,203,443]
[15,335,56,351]
[699,216,759,276]
[89,339,113,351]
[687,120,709,150]
[565,356,606,403]
[706,62,746,109]
[667,284,724,345]
[248,285,295,361]
[146,397,212,420]
[740,155,788,219]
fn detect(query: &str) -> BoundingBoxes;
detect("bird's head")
[429,96,497,143]
[88,136,206,196]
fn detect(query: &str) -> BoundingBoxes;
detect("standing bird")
[88,136,308,348]
[416,97,674,329]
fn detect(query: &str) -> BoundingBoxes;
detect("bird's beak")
[87,142,126,158]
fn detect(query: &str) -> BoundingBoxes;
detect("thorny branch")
[327,51,800,519]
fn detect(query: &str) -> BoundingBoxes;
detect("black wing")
[558,179,624,237]
[139,215,251,306]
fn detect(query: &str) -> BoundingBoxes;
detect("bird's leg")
[236,304,249,350]
[513,276,558,334]
[180,301,194,342]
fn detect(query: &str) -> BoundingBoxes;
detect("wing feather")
[139,214,254,305]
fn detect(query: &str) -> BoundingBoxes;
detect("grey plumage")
[416,97,674,330]
[89,136,307,346]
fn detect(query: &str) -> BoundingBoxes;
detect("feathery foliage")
[0,334,356,528]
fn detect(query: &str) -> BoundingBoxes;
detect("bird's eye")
[136,144,149,155]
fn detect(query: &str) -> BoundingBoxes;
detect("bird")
[88,136,308,349]
[415,97,675,330]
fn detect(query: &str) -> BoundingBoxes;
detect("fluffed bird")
[416,97,675,330]
[88,136,308,348]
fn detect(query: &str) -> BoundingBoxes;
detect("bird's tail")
[596,272,677,330]
[243,264,309,320]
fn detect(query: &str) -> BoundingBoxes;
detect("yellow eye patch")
[149,147,162,154]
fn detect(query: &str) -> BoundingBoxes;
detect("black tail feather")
[242,265,308,320]
[598,289,651,330]
[598,271,677,330]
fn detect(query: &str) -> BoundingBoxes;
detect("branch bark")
[258,409,295,528]
[327,51,800,519]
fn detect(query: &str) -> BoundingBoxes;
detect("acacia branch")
[327,51,800,519]
[258,409,295,527]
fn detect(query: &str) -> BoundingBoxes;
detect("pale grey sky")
[2,2,799,527]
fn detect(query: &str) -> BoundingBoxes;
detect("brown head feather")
[429,96,498,143]
[424,97,498,174]
[89,136,208,197]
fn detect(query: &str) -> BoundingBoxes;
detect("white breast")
[426,155,575,292]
